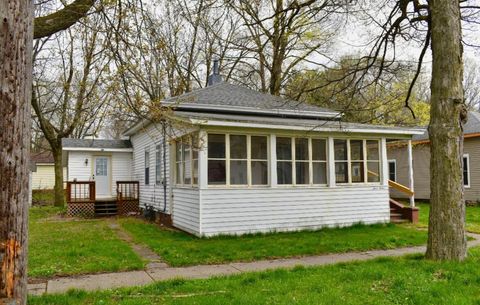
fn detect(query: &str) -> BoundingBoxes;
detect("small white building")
[63,71,422,236]
[30,151,65,190]
[62,139,134,198]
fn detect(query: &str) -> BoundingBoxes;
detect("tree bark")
[0,0,33,303]
[52,144,65,207]
[426,0,467,261]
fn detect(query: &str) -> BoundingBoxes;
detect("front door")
[94,156,110,198]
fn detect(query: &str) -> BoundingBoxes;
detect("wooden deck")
[66,181,140,217]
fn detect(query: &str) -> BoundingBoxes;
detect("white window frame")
[334,138,382,185]
[155,144,162,185]
[175,135,198,188]
[207,133,270,187]
[144,148,150,185]
[277,136,328,186]
[388,159,397,182]
[463,154,471,188]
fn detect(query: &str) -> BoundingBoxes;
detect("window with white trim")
[334,139,381,184]
[155,144,162,185]
[276,137,327,185]
[144,149,150,185]
[463,154,470,187]
[207,133,269,186]
[388,160,397,182]
[175,135,198,186]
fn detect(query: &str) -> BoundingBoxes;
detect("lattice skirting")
[67,202,95,218]
[118,200,140,215]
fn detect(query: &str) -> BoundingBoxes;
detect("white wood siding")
[130,124,172,213]
[199,186,390,236]
[67,151,132,196]
[172,188,200,235]
[31,165,67,190]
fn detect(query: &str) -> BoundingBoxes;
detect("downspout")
[162,121,167,213]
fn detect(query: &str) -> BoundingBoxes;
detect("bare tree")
[225,0,345,95]
[1,1,33,304]
[32,14,113,206]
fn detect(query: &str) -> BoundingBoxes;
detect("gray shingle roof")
[163,82,339,118]
[62,138,132,149]
[413,111,480,141]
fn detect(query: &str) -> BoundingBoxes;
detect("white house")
[62,139,133,198]
[63,65,423,236]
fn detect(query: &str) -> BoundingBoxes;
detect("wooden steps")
[389,199,419,223]
[95,201,118,216]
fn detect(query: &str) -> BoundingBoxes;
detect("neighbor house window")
[334,139,381,184]
[175,135,198,186]
[388,160,396,182]
[277,137,327,185]
[463,154,470,187]
[145,149,150,185]
[208,133,268,186]
[155,144,162,185]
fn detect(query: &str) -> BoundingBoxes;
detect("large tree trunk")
[426,0,467,261]
[0,0,33,303]
[52,146,65,207]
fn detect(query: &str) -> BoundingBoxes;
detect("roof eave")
[62,147,134,152]
[190,119,425,136]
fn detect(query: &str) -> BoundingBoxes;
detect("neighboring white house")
[63,65,423,236]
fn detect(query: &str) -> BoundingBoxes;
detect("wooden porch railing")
[66,181,96,217]
[116,181,139,200]
[116,181,140,215]
[66,181,95,203]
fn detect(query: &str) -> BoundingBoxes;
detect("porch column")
[327,137,336,187]
[270,134,277,187]
[407,139,415,207]
[198,130,208,190]
[381,138,389,187]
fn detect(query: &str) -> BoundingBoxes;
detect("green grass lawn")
[29,207,144,278]
[416,202,480,233]
[31,189,56,206]
[118,218,427,267]
[29,246,480,305]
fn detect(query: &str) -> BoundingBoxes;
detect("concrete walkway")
[28,233,480,296]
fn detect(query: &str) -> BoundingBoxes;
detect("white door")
[94,156,110,197]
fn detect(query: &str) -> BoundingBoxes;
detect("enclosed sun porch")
[163,114,423,236]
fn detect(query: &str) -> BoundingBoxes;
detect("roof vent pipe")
[207,59,223,86]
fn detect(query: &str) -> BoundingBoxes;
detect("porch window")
[334,139,381,184]
[175,135,199,186]
[145,149,150,185]
[207,133,269,186]
[350,140,365,183]
[208,134,227,185]
[312,139,327,184]
[277,137,327,185]
[230,135,248,185]
[277,137,293,184]
[463,154,470,187]
[251,136,268,185]
[367,140,380,182]
[334,139,348,183]
[155,144,162,185]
